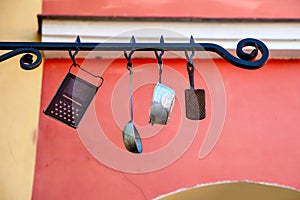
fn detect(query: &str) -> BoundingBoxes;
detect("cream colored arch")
[155,182,300,200]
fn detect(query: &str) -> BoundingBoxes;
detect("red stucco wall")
[33,58,300,199]
[42,0,300,19]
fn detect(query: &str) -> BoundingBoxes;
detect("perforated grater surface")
[44,73,100,128]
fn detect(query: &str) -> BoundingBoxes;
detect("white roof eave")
[41,19,300,59]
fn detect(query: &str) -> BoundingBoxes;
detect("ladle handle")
[129,68,133,121]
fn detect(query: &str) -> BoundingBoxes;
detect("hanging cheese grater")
[44,47,104,128]
[184,36,206,120]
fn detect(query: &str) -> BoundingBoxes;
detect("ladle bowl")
[122,121,143,153]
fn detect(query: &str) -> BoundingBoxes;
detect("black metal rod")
[0,38,269,70]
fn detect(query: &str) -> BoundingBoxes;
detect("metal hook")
[124,36,136,70]
[68,36,81,66]
[185,36,195,66]
[154,36,165,83]
[68,49,78,66]
[67,36,104,86]
[154,35,165,65]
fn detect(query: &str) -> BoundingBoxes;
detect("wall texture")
[0,0,42,199]
[33,58,300,199]
[42,0,300,19]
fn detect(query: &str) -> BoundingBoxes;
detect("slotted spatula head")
[185,89,206,120]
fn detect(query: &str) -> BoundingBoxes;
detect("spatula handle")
[187,62,195,90]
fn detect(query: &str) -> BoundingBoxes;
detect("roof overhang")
[38,16,300,59]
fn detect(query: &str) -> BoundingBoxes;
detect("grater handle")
[69,64,104,88]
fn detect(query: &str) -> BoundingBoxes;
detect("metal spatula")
[185,61,206,120]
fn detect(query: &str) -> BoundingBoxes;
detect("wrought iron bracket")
[0,36,269,70]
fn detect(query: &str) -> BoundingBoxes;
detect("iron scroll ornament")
[204,38,269,70]
[0,37,268,70]
[0,48,42,70]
